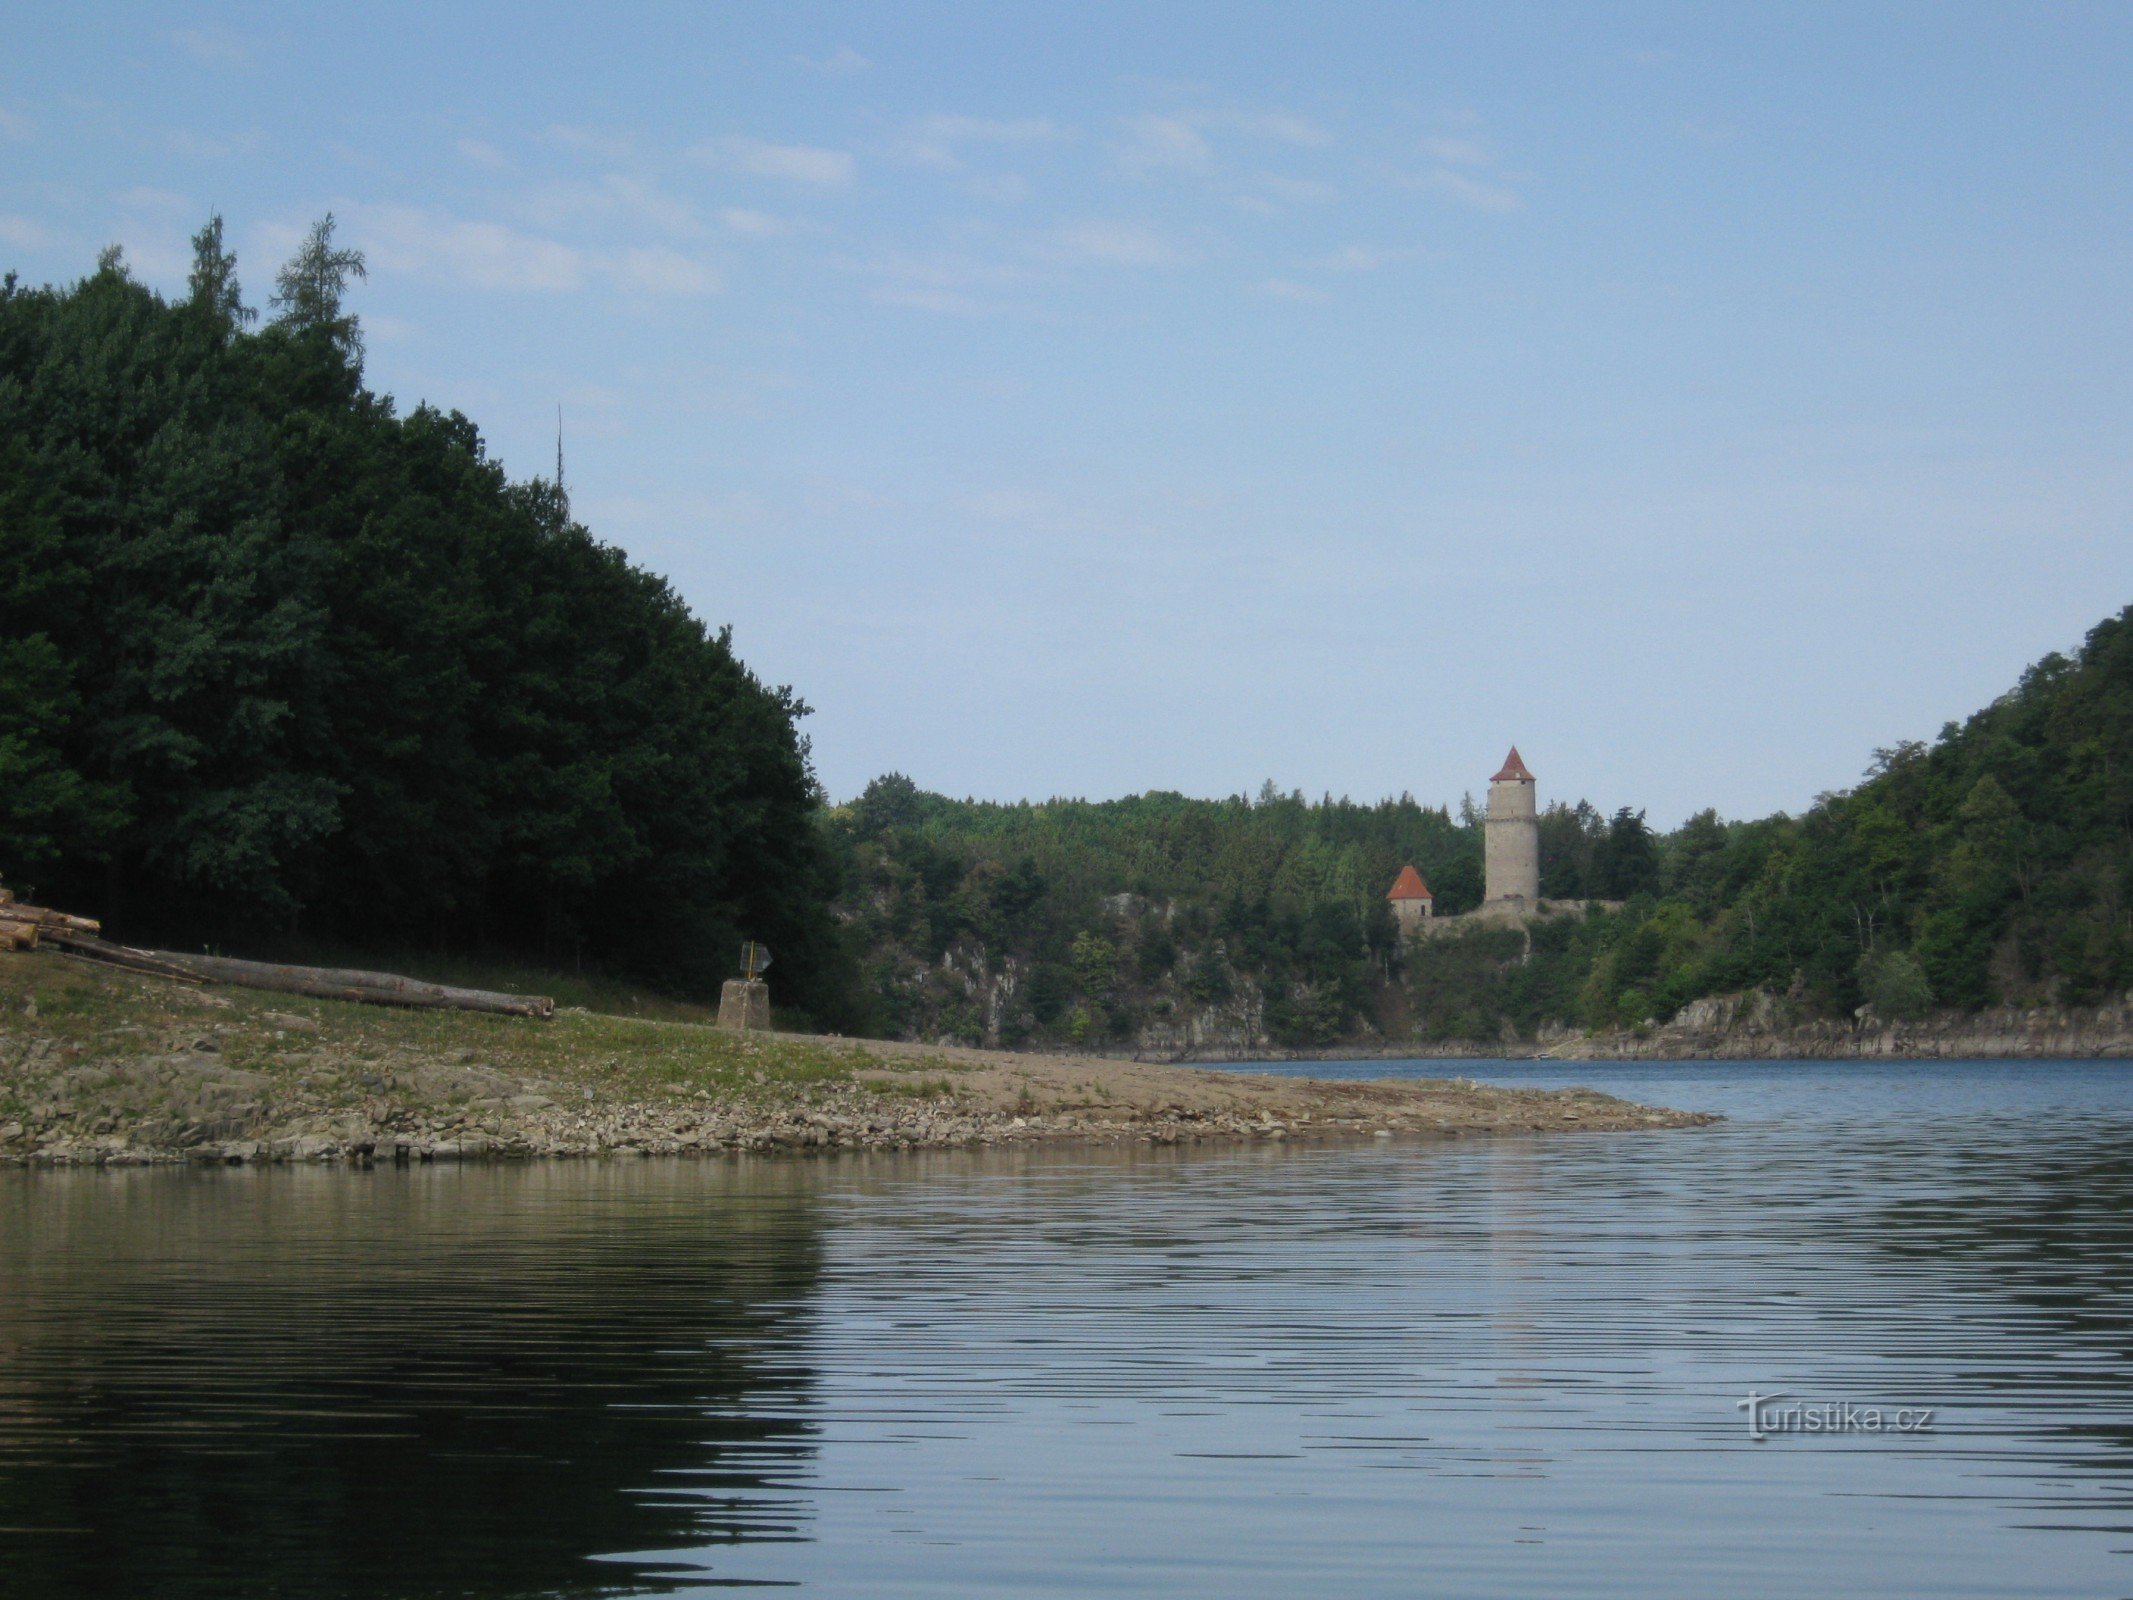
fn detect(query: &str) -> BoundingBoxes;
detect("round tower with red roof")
[1484,746,1540,907]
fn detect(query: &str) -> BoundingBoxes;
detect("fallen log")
[46,934,553,1018]
[47,935,205,984]
[0,918,37,951]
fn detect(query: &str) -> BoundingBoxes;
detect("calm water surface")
[5,1059,2133,1597]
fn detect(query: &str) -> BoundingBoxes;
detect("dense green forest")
[0,222,856,1021]
[828,609,2133,1049]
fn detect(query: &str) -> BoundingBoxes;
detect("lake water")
[5,1059,2133,1598]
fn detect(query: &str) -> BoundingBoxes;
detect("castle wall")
[1392,898,1431,934]
[1483,777,1540,904]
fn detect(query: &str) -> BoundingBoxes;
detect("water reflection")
[8,1066,2133,1597]
[0,1163,825,1597]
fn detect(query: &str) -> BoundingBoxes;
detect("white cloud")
[166,128,262,159]
[873,285,986,315]
[963,172,1030,203]
[1253,173,1338,206]
[721,207,790,236]
[1406,128,1525,213]
[171,26,250,65]
[1051,219,1187,266]
[1214,109,1332,148]
[0,213,54,250]
[1418,167,1522,213]
[1112,106,1332,177]
[545,124,634,162]
[1420,135,1493,167]
[519,173,705,238]
[1260,277,1329,303]
[1111,114,1211,175]
[362,312,419,344]
[895,113,1071,170]
[698,137,855,186]
[612,246,721,295]
[457,138,509,170]
[960,488,1058,522]
[796,46,871,75]
[116,186,191,214]
[1318,245,1412,272]
[350,204,587,290]
[858,245,1034,314]
[347,204,724,297]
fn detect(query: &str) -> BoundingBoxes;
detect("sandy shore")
[0,954,1715,1165]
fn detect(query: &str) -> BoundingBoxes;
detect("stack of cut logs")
[0,885,552,1019]
[0,887,99,949]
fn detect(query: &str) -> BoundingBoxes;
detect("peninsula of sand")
[0,955,1712,1167]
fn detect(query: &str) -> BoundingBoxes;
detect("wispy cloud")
[546,124,635,162]
[1260,277,1329,303]
[895,113,1072,170]
[0,213,54,250]
[354,204,587,291]
[1050,219,1188,266]
[115,186,191,214]
[1111,114,1212,175]
[1318,244,1411,272]
[1420,135,1493,167]
[612,245,721,295]
[1214,109,1333,148]
[698,136,855,186]
[1252,173,1338,206]
[1407,129,1525,213]
[170,26,250,66]
[166,128,262,159]
[518,173,705,238]
[1111,106,1332,177]
[721,207,791,237]
[346,203,722,297]
[1417,167,1522,213]
[795,45,871,75]
[860,246,1030,315]
[457,137,509,170]
[0,106,34,141]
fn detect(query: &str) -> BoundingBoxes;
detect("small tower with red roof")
[1386,863,1435,934]
[1484,746,1541,906]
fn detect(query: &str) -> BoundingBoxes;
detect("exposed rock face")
[1544,989,2133,1060]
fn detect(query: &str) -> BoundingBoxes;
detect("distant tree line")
[829,608,2133,1047]
[0,222,856,1019]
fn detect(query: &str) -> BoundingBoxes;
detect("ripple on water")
[3,1059,2133,1597]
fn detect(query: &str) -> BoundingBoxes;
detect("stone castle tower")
[1483,746,1540,907]
[1385,863,1434,934]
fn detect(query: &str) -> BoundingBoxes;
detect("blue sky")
[6,3,2129,824]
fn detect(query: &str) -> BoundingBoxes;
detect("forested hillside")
[828,608,2133,1050]
[0,222,854,1020]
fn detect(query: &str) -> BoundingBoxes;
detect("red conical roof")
[1387,864,1433,901]
[1491,746,1534,783]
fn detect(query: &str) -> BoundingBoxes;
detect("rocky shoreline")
[1158,990,2133,1064]
[0,954,1714,1168]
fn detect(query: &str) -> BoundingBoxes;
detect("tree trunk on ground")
[44,935,553,1019]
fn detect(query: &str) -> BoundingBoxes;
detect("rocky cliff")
[1539,988,2133,1061]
